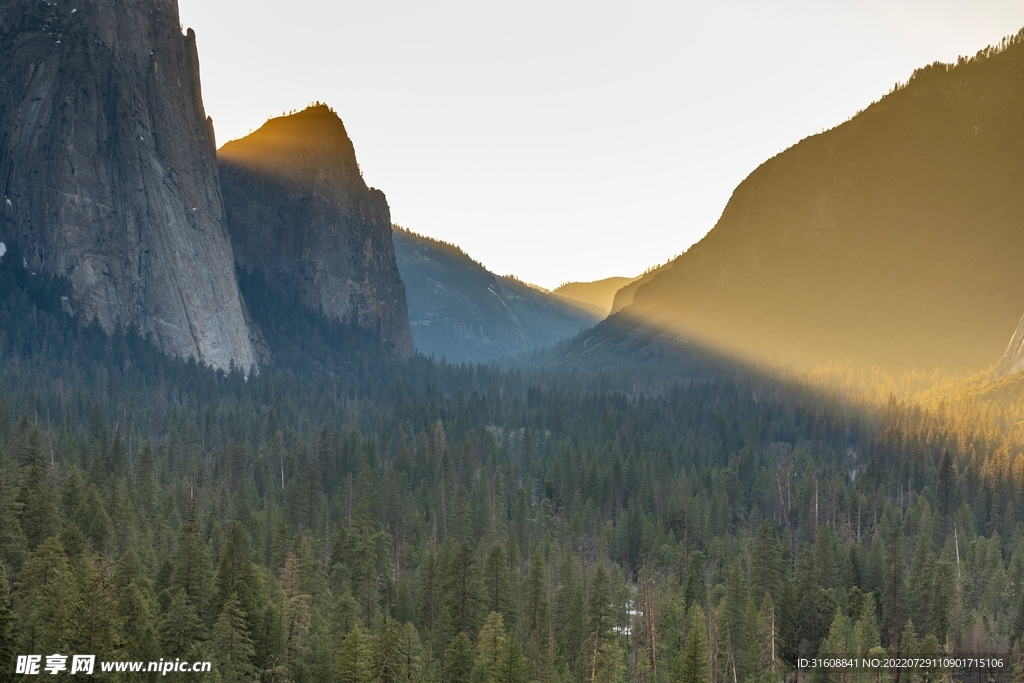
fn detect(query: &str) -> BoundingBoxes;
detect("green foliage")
[6,235,1024,681]
[674,604,709,683]
[212,593,256,683]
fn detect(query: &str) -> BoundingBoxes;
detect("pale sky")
[179,0,1024,290]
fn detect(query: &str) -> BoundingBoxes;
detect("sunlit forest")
[3,247,1024,683]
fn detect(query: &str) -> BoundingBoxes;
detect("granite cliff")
[0,0,255,371]
[219,106,414,357]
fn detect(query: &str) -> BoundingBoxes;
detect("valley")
[1,3,1024,683]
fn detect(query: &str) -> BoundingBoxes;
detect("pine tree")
[937,450,955,542]
[0,568,16,683]
[673,604,709,683]
[215,522,250,614]
[213,593,257,683]
[419,546,439,632]
[118,579,158,661]
[82,484,113,554]
[398,622,421,683]
[492,637,529,683]
[683,551,706,609]
[522,550,550,680]
[0,460,27,573]
[161,589,206,658]
[280,552,312,673]
[16,426,59,549]
[171,503,213,620]
[477,611,506,670]
[482,541,513,625]
[72,553,122,658]
[444,632,477,683]
[881,514,906,646]
[14,536,73,654]
[373,618,403,683]
[864,533,884,595]
[818,608,853,682]
[589,564,613,642]
[720,555,749,666]
[852,593,880,657]
[331,585,362,642]
[443,540,482,638]
[750,521,783,604]
[554,556,586,677]
[930,561,955,647]
[907,533,934,638]
[336,625,373,683]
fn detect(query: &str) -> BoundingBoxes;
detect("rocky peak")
[219,105,414,357]
[0,0,256,371]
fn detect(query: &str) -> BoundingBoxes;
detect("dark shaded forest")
[1,244,1023,683]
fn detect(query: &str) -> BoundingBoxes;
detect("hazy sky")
[179,0,1024,290]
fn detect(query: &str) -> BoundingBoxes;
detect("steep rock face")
[0,0,255,371]
[393,226,600,362]
[994,315,1024,378]
[219,106,414,357]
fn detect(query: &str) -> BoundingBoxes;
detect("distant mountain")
[393,227,600,361]
[553,277,636,317]
[0,0,255,371]
[572,31,1024,375]
[609,263,673,315]
[219,106,414,358]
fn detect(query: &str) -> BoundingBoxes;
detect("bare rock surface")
[0,0,255,371]
[993,314,1024,378]
[219,105,414,357]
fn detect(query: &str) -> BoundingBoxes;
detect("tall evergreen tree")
[443,541,482,638]
[171,503,213,620]
[482,541,513,625]
[750,521,783,604]
[673,605,709,683]
[522,550,550,680]
[444,632,477,683]
[16,427,59,549]
[161,589,206,658]
[0,568,16,683]
[213,592,257,683]
[336,625,373,683]
[14,536,73,654]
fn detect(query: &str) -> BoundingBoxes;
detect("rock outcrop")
[219,105,414,357]
[993,314,1024,378]
[0,0,255,371]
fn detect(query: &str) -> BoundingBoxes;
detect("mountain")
[553,276,636,317]
[218,105,414,357]
[0,0,255,371]
[577,32,1024,374]
[392,226,600,361]
[993,314,1024,378]
[609,263,672,315]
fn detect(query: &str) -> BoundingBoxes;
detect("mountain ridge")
[583,30,1024,375]
[393,225,600,361]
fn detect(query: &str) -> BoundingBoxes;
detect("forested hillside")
[592,30,1024,375]
[2,239,1024,682]
[393,227,599,362]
